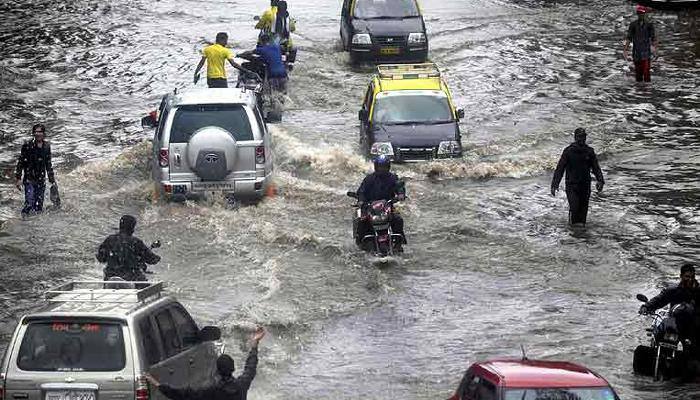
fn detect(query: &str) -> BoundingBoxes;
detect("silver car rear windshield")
[170,104,254,143]
[505,388,618,400]
[373,94,452,125]
[17,322,126,372]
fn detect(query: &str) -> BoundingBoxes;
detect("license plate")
[191,182,235,192]
[46,391,95,400]
[380,47,400,55]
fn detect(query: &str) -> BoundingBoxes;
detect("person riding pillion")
[355,155,407,247]
[15,124,57,216]
[256,0,296,51]
[255,33,288,90]
[551,128,605,226]
[194,32,256,88]
[96,215,160,281]
[145,327,265,400]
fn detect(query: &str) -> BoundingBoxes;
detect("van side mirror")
[198,326,221,342]
[358,109,369,121]
[141,111,158,128]
[456,109,465,120]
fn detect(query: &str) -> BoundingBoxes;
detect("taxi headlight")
[437,141,461,155]
[408,32,426,44]
[352,34,372,45]
[370,142,394,156]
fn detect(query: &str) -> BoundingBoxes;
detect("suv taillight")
[159,148,169,167]
[255,146,265,164]
[136,375,149,400]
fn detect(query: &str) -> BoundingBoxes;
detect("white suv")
[0,281,222,400]
[142,88,273,202]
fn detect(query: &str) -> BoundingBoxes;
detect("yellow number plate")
[380,47,400,55]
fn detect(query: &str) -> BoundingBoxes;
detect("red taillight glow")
[136,375,150,400]
[159,148,169,167]
[255,146,265,164]
[163,184,172,194]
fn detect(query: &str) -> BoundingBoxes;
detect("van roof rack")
[376,63,441,80]
[45,281,164,304]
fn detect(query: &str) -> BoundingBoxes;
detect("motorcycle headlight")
[370,142,394,156]
[352,34,372,45]
[664,332,679,343]
[408,32,426,44]
[437,141,461,155]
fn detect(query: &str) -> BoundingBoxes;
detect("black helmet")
[119,215,137,235]
[373,155,391,169]
[216,354,235,376]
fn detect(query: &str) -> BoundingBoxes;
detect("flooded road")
[1,0,700,398]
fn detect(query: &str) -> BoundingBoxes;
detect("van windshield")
[170,104,254,143]
[505,388,618,400]
[353,0,420,19]
[373,94,453,125]
[17,322,126,372]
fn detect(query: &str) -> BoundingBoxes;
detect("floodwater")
[1,0,699,398]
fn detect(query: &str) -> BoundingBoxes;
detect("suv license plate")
[46,391,95,400]
[380,47,400,55]
[192,182,235,192]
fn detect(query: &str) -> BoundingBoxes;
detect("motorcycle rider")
[354,155,406,250]
[640,263,699,315]
[256,0,296,49]
[254,33,288,91]
[96,215,160,281]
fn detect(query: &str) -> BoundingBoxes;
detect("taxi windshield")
[505,387,618,400]
[353,0,420,19]
[373,94,453,125]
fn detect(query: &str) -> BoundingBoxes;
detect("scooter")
[633,293,691,380]
[347,192,404,257]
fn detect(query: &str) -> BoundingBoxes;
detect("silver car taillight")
[159,148,169,167]
[255,146,265,164]
[0,372,5,400]
[135,375,149,400]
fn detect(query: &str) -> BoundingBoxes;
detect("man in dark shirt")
[624,5,658,82]
[145,327,265,400]
[96,215,160,281]
[15,124,56,216]
[355,155,406,248]
[551,128,605,226]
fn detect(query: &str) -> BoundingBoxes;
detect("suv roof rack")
[45,281,164,305]
[376,63,441,80]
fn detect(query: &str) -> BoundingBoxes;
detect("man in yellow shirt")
[194,32,251,88]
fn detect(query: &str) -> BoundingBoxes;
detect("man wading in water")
[624,5,658,82]
[551,128,605,227]
[15,124,57,216]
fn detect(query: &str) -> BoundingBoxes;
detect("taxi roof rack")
[45,281,164,304]
[376,63,441,80]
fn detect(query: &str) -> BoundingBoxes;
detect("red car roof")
[476,359,610,388]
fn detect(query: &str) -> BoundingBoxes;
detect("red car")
[448,359,621,400]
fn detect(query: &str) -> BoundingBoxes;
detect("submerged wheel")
[633,345,656,376]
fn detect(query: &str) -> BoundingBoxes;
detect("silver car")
[142,88,274,202]
[0,281,222,400]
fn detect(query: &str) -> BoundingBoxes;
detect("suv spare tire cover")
[187,126,238,181]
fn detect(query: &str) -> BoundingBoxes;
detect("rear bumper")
[158,176,270,201]
[349,45,428,62]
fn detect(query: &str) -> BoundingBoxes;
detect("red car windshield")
[505,387,617,400]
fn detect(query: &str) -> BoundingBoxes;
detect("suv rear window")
[169,104,254,143]
[17,322,126,372]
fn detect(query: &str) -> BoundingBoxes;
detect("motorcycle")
[104,240,162,288]
[633,293,692,380]
[347,192,404,257]
[236,51,285,123]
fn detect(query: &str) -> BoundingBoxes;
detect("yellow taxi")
[358,63,464,161]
